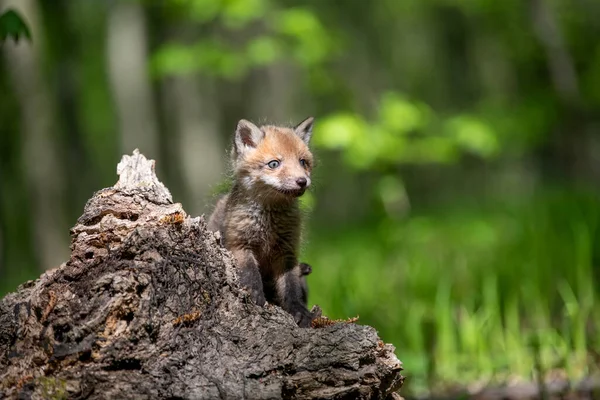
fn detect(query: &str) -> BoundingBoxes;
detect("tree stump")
[0,150,404,399]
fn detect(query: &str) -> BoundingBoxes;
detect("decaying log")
[0,150,404,399]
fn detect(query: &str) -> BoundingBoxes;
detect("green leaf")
[0,9,32,43]
[378,92,430,133]
[446,115,499,158]
[151,43,201,77]
[273,8,322,39]
[273,8,332,65]
[246,36,282,66]
[315,113,365,149]
[185,0,221,22]
[151,41,248,79]
[222,0,268,29]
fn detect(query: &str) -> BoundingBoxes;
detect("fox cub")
[208,117,317,327]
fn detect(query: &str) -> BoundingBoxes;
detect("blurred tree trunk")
[0,53,36,292]
[163,76,225,216]
[107,1,160,161]
[67,1,119,192]
[250,63,298,123]
[38,0,98,224]
[143,6,226,216]
[2,0,69,270]
[529,0,600,185]
[0,227,3,280]
[530,0,579,104]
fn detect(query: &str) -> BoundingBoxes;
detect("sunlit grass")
[303,189,599,395]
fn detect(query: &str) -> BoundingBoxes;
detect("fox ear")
[234,119,264,155]
[293,117,314,145]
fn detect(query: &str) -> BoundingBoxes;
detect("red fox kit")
[208,117,316,327]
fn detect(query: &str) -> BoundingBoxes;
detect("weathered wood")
[0,150,404,399]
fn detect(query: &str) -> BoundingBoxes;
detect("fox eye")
[267,160,280,169]
[300,159,308,167]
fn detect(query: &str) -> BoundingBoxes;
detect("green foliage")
[152,0,338,78]
[151,0,539,169]
[0,9,31,43]
[315,93,500,168]
[246,36,283,66]
[446,115,498,157]
[271,7,335,66]
[304,190,600,394]
[152,40,247,79]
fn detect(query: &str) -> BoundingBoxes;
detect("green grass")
[303,189,600,395]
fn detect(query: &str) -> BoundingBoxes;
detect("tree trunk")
[0,150,404,399]
[107,1,160,160]
[2,0,70,270]
[168,76,225,216]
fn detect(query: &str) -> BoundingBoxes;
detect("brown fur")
[208,118,316,327]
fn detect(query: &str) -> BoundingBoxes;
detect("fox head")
[232,117,315,201]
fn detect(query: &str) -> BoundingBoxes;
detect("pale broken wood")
[114,148,173,204]
[0,150,404,399]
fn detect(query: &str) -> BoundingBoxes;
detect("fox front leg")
[231,248,266,306]
[277,267,314,328]
[297,262,312,307]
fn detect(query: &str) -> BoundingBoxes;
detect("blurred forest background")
[1,0,600,396]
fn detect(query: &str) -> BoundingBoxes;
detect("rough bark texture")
[0,150,404,399]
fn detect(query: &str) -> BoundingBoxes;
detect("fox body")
[208,117,316,327]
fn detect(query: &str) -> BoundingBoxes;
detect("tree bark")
[0,150,404,399]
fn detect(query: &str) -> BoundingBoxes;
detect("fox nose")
[296,177,307,188]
